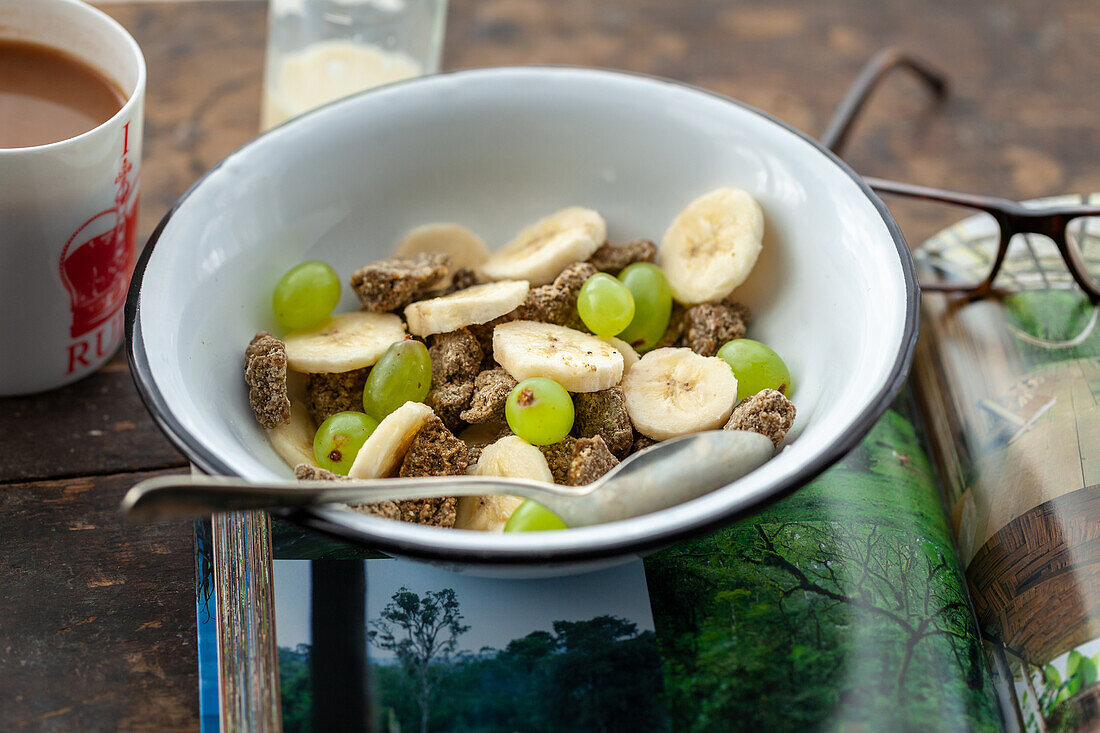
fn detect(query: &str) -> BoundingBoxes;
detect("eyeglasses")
[823,49,1100,303]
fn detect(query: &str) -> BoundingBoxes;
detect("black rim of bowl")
[124,66,919,565]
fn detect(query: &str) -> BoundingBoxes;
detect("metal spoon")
[120,430,775,527]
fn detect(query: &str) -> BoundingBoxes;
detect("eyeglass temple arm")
[820,48,948,156]
[863,175,1016,211]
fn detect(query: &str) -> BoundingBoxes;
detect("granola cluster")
[653,298,751,356]
[682,301,750,356]
[244,332,291,428]
[461,368,517,424]
[304,368,369,424]
[425,329,482,429]
[350,253,450,312]
[724,389,796,448]
[573,388,633,458]
[515,262,598,329]
[398,415,469,477]
[587,239,656,273]
[539,435,620,486]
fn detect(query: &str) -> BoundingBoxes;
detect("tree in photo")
[747,522,977,690]
[368,587,470,733]
[647,518,995,731]
[278,644,312,733]
[545,616,667,732]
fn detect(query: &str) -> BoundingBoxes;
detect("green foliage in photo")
[279,595,669,733]
[1020,649,1100,732]
[645,403,1002,732]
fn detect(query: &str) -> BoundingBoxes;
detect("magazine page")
[910,195,1100,732]
[644,388,1000,731]
[194,391,1003,731]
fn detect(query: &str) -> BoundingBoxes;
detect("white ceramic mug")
[0,0,146,396]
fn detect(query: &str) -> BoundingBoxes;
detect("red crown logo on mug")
[58,123,138,339]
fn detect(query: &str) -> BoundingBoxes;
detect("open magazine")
[194,216,1100,730]
[191,60,1100,733]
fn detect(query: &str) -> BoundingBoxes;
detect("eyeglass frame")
[822,48,1100,303]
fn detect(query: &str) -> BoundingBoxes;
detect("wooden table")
[1,0,1096,728]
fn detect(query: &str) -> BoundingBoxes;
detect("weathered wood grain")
[0,469,194,731]
[0,352,185,483]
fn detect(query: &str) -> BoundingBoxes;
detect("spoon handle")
[121,474,580,523]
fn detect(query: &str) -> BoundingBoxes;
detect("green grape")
[272,260,341,331]
[577,273,635,337]
[717,338,793,401]
[616,263,672,352]
[505,377,574,445]
[362,340,432,420]
[504,500,568,532]
[313,411,378,475]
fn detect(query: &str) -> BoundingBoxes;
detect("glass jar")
[261,0,446,130]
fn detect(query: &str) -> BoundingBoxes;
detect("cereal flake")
[683,302,750,356]
[304,367,370,425]
[724,388,796,448]
[460,368,517,424]
[429,329,483,384]
[350,253,450,312]
[566,435,619,486]
[294,462,458,527]
[515,262,598,329]
[427,381,475,431]
[399,415,469,477]
[294,464,345,481]
[539,436,579,484]
[587,239,656,273]
[573,387,633,457]
[244,332,291,428]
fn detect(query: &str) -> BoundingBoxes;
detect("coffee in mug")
[0,39,128,149]
[0,0,146,395]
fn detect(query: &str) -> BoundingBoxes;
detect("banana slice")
[454,495,525,533]
[603,336,639,376]
[621,347,738,440]
[658,188,764,305]
[472,435,555,483]
[480,207,606,285]
[404,280,529,337]
[458,434,551,531]
[283,312,406,373]
[268,401,318,470]
[395,223,490,286]
[493,320,623,392]
[348,401,434,479]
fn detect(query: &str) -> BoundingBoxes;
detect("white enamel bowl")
[126,67,917,573]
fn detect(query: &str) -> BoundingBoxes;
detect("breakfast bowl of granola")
[125,67,916,572]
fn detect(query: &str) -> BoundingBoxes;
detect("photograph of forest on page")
[644,390,1001,732]
[272,560,669,733]
[910,195,1100,733]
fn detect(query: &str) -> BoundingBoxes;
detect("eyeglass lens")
[1065,207,1100,291]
